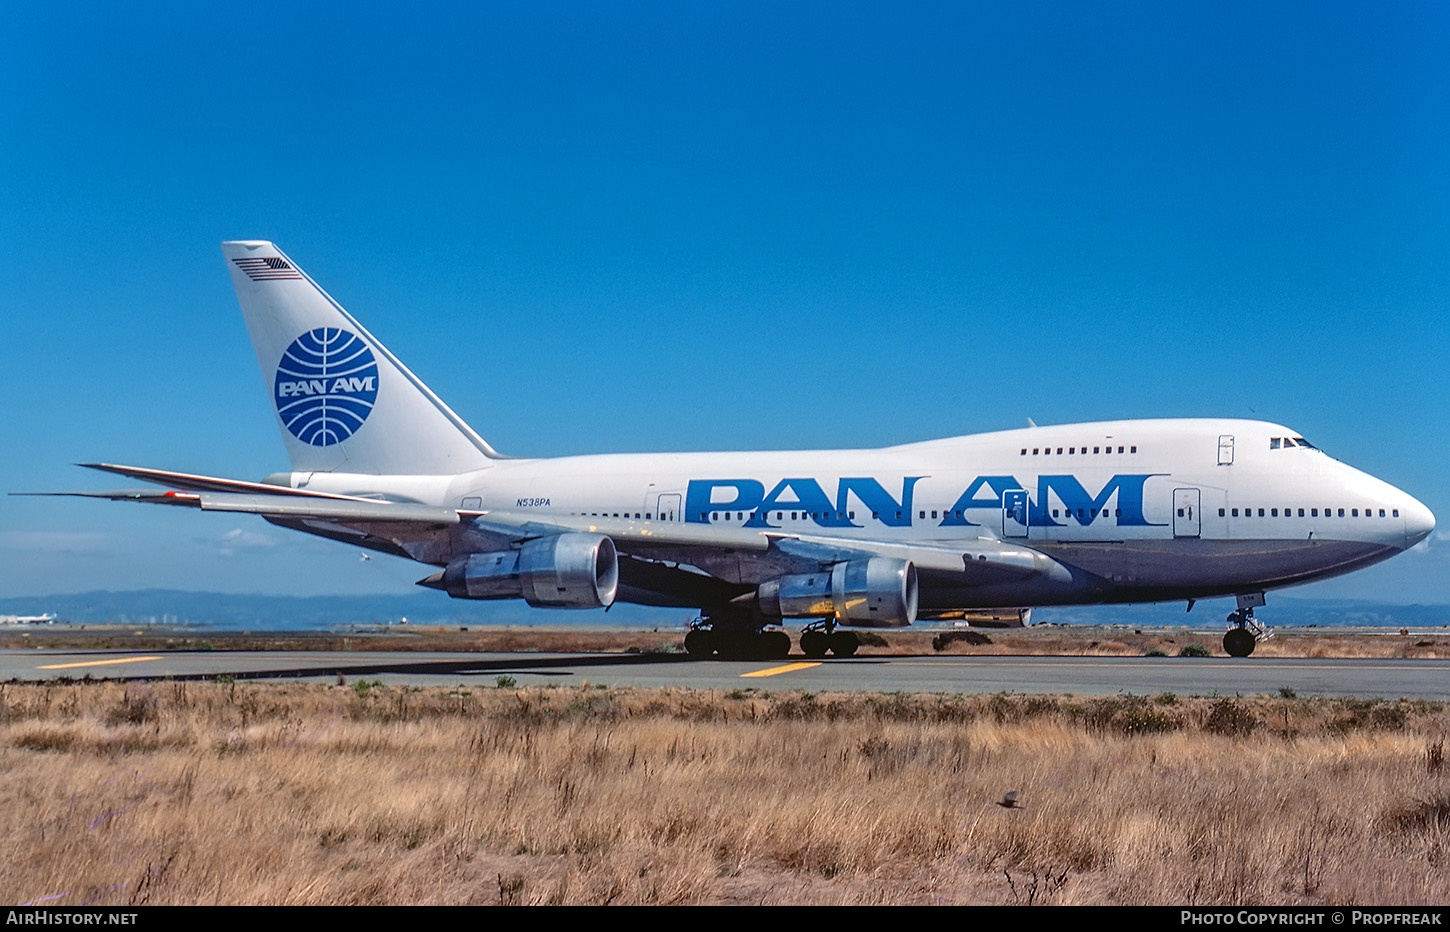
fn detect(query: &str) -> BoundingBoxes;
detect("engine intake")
[757,557,918,627]
[424,533,619,608]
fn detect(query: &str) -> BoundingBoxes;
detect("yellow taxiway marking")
[741,661,821,678]
[38,656,164,670]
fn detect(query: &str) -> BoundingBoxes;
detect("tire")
[831,630,860,657]
[800,630,829,658]
[1223,628,1256,658]
[684,628,716,657]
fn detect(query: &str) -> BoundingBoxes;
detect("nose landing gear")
[1223,593,1271,657]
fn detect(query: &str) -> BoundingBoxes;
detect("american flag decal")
[233,256,303,281]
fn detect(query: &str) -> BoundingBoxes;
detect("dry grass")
[1,682,1447,905]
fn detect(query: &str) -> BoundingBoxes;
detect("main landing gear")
[1223,593,1271,658]
[799,620,859,658]
[684,617,791,660]
[683,616,859,659]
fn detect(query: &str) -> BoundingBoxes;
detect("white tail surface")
[222,241,499,475]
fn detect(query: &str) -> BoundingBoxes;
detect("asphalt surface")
[3,648,1447,698]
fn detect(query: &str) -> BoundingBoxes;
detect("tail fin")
[222,241,499,475]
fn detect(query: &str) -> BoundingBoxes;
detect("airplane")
[44,241,1435,658]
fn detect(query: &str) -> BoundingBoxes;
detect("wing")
[28,464,1069,615]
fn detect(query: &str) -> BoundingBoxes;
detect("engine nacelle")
[430,533,619,608]
[757,557,918,627]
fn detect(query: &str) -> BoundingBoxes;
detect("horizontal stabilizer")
[21,488,464,525]
[77,463,369,501]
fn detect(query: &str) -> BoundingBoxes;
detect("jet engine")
[756,557,918,627]
[424,533,619,608]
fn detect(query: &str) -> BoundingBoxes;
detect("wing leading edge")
[25,465,1068,606]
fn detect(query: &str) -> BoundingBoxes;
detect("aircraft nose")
[1403,496,1435,549]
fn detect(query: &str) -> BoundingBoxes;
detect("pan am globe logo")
[274,328,379,446]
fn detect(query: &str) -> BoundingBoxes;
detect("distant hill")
[2,590,1448,631]
[0,589,682,630]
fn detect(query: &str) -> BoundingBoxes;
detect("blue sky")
[2,2,1448,607]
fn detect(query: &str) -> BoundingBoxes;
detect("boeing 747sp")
[51,242,1435,658]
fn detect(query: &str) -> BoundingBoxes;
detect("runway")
[3,648,1447,699]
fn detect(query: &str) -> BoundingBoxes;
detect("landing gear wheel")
[800,630,829,658]
[714,631,752,660]
[1223,627,1256,658]
[830,630,860,657]
[764,630,791,659]
[684,628,716,657]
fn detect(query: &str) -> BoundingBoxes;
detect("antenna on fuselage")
[1026,418,1038,428]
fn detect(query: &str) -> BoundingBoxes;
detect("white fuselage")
[283,418,1433,610]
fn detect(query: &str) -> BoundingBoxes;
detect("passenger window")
[1271,508,1278,517]
[1258,509,1265,517]
[1232,508,1239,517]
[1311,508,1318,517]
[1298,508,1305,517]
[1219,508,1225,517]
[1130,446,1137,453]
[1338,509,1345,517]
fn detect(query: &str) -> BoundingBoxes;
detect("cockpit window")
[1270,438,1281,450]
[1293,437,1316,450]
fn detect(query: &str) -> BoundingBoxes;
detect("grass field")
[2,680,1447,905]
